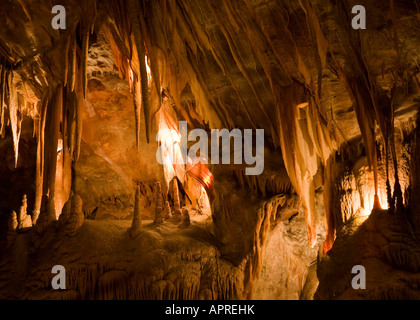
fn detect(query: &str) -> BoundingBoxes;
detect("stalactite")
[205,0,274,131]
[330,58,381,209]
[69,33,77,92]
[75,68,84,161]
[127,0,151,143]
[273,83,327,247]
[78,0,97,98]
[63,34,71,87]
[133,74,141,149]
[0,63,6,139]
[64,88,76,164]
[33,91,49,224]
[323,156,336,254]
[137,8,162,107]
[7,71,22,168]
[42,85,63,221]
[81,29,89,99]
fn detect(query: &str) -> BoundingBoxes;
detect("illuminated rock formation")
[173,179,181,215]
[154,182,165,225]
[181,208,190,227]
[128,185,142,239]
[33,196,53,235]
[17,195,32,230]
[164,201,172,220]
[60,194,84,236]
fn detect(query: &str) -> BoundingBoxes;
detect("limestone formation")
[164,201,172,220]
[57,199,72,231]
[17,194,32,230]
[173,179,182,216]
[154,182,164,225]
[181,208,190,227]
[33,195,52,235]
[61,194,85,236]
[128,185,142,239]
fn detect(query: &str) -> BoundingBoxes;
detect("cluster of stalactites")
[1,0,99,223]
[105,0,165,148]
[2,0,409,253]
[102,0,340,251]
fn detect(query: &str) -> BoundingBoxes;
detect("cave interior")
[1,0,420,300]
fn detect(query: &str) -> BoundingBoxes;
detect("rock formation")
[154,182,164,225]
[17,194,32,230]
[57,199,72,231]
[172,179,182,219]
[128,185,142,239]
[181,208,190,227]
[164,201,172,220]
[59,194,85,236]
[33,195,53,235]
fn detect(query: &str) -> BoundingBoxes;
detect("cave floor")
[0,212,242,300]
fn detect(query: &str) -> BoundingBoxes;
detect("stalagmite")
[173,179,182,216]
[181,208,190,227]
[128,185,142,239]
[33,195,53,235]
[62,194,84,236]
[164,201,172,219]
[58,198,72,231]
[17,194,32,230]
[154,182,164,225]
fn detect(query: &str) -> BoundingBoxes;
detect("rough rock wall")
[316,126,419,299]
[74,30,166,220]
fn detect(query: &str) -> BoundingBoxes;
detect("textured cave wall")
[315,126,419,299]
[253,193,324,300]
[74,29,166,220]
